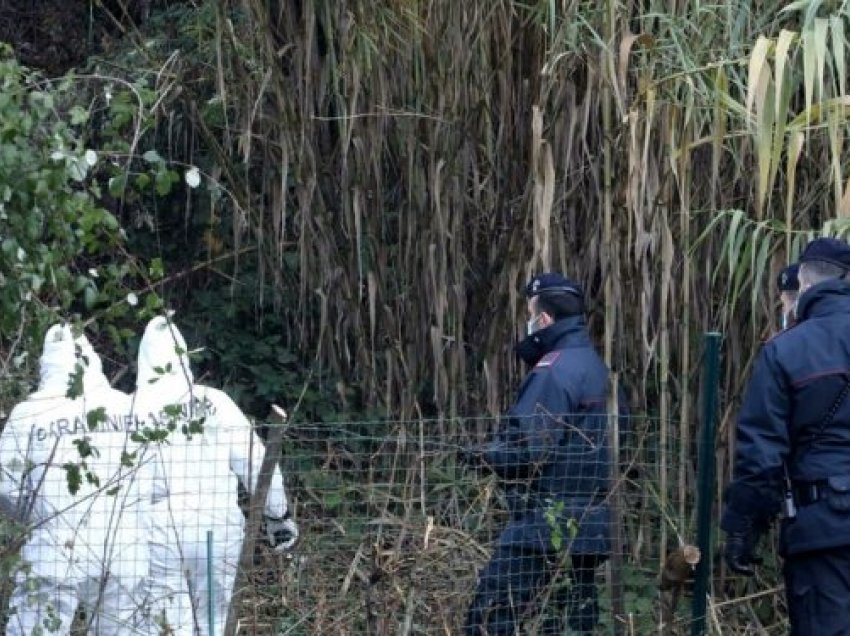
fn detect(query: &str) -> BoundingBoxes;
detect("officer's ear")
[538,311,555,329]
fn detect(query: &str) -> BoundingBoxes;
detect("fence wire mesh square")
[0,409,768,635]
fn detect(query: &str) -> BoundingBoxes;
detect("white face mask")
[526,314,543,336]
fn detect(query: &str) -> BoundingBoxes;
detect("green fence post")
[692,332,721,636]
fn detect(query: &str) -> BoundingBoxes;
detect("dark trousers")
[784,546,850,636]
[465,546,602,635]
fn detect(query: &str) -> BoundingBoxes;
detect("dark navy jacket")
[723,280,850,555]
[481,316,613,555]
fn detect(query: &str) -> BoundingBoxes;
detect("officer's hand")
[265,514,298,552]
[724,531,762,576]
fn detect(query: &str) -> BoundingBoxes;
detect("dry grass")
[264,513,487,635]
[220,418,750,635]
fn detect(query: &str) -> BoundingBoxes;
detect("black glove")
[264,512,299,552]
[721,481,776,576]
[724,530,762,576]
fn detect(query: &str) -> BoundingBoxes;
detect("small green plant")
[0,51,126,332]
[544,499,579,552]
[41,602,62,633]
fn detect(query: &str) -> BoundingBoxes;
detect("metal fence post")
[207,529,215,634]
[607,373,625,635]
[692,332,721,636]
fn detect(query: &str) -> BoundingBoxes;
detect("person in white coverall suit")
[0,323,153,635]
[133,316,297,635]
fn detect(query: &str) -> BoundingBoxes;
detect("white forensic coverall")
[0,324,153,635]
[133,316,296,636]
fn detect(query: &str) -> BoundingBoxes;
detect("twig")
[710,586,783,608]
[82,246,256,329]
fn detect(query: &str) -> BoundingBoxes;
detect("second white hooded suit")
[133,316,295,635]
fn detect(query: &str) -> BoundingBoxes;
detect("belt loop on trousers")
[793,481,827,506]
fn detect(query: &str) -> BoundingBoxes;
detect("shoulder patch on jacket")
[535,351,561,368]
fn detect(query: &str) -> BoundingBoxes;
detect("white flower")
[184,166,201,189]
[84,150,98,166]
[126,292,139,307]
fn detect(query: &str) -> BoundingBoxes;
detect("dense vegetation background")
[3,0,850,632]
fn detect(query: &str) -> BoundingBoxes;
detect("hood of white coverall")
[37,323,110,395]
[20,324,150,585]
[136,316,194,396]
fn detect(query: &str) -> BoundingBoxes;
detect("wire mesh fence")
[275,415,704,635]
[0,407,771,635]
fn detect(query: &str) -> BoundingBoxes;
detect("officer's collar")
[516,315,588,366]
[796,278,850,321]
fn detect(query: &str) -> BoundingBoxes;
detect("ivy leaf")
[67,157,88,182]
[66,364,84,399]
[73,437,98,459]
[63,463,81,495]
[142,149,164,164]
[70,106,89,125]
[163,403,183,418]
[155,169,175,196]
[83,285,98,310]
[144,291,163,312]
[84,470,100,487]
[149,257,164,280]
[86,407,107,431]
[108,174,127,197]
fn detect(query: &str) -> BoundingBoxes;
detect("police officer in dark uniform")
[463,273,614,635]
[722,237,850,635]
